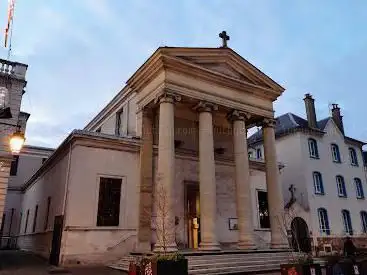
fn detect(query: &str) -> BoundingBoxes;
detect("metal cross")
[219,31,230,48]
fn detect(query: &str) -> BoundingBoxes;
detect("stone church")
[15,40,292,265]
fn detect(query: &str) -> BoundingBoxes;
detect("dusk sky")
[0,0,366,148]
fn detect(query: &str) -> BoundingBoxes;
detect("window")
[336,176,347,197]
[8,208,15,234]
[10,155,19,176]
[331,144,341,163]
[349,148,359,166]
[32,205,38,233]
[257,191,270,229]
[313,172,324,195]
[318,208,330,235]
[24,209,29,234]
[354,178,364,199]
[361,211,367,233]
[44,197,51,231]
[248,151,253,159]
[115,109,124,136]
[342,210,353,235]
[97,177,122,226]
[256,148,262,159]
[308,138,319,158]
[18,212,22,234]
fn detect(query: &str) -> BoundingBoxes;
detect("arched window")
[331,144,341,163]
[354,178,364,199]
[349,148,359,166]
[0,86,9,109]
[308,138,319,158]
[360,211,367,233]
[336,175,347,197]
[342,210,353,235]
[318,208,330,235]
[313,172,324,195]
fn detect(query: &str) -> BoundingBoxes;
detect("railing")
[0,58,28,79]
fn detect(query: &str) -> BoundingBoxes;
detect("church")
[12,35,293,265]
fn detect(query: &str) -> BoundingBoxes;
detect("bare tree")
[154,182,176,255]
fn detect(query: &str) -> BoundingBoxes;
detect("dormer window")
[308,138,319,158]
[331,144,341,163]
[349,148,358,166]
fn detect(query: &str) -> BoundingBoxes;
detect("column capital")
[194,101,218,113]
[227,110,251,122]
[261,118,277,128]
[154,90,181,105]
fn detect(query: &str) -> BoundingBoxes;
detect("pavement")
[0,250,127,275]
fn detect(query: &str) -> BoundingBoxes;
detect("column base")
[135,241,152,253]
[199,242,221,251]
[270,242,289,249]
[153,243,178,253]
[237,240,257,250]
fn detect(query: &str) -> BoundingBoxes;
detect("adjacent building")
[0,58,28,231]
[0,145,53,248]
[249,94,367,253]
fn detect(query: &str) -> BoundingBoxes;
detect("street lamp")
[9,125,25,155]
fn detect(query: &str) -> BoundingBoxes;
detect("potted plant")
[280,255,321,275]
[130,183,188,275]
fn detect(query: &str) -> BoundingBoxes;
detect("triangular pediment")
[162,47,284,92]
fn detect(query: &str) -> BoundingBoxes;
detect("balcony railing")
[0,58,27,79]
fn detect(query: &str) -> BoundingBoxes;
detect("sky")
[0,0,367,148]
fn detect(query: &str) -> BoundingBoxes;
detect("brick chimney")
[303,93,317,128]
[331,104,344,135]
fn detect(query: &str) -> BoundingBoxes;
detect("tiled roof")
[248,113,326,145]
[248,113,364,146]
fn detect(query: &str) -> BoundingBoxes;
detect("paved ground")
[0,250,127,275]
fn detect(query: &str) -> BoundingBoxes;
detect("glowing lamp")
[9,127,25,154]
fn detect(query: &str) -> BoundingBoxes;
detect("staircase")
[108,250,302,274]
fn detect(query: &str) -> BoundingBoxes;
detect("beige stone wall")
[61,144,140,264]
[18,150,69,255]
[151,155,269,249]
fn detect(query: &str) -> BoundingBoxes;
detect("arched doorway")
[291,217,311,253]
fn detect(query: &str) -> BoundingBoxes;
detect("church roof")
[248,113,365,146]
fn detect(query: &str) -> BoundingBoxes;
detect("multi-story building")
[0,58,28,231]
[249,94,367,253]
[0,145,53,248]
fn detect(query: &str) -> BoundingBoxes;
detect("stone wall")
[316,236,367,253]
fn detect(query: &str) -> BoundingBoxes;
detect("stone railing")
[0,58,28,79]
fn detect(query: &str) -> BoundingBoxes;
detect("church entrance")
[291,217,311,253]
[185,183,200,249]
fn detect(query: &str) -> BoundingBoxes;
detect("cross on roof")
[219,31,230,48]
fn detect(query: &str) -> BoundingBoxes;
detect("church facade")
[15,46,290,265]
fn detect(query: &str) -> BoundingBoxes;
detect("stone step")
[189,263,281,275]
[108,251,300,274]
[189,258,287,269]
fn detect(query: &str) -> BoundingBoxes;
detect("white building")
[249,94,367,253]
[0,145,53,248]
[9,46,291,268]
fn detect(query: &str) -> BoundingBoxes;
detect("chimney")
[331,104,344,135]
[303,93,317,128]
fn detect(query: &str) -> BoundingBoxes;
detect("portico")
[130,46,289,252]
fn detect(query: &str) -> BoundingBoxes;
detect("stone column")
[230,111,256,249]
[154,92,179,252]
[262,119,288,249]
[137,109,154,252]
[197,101,220,250]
